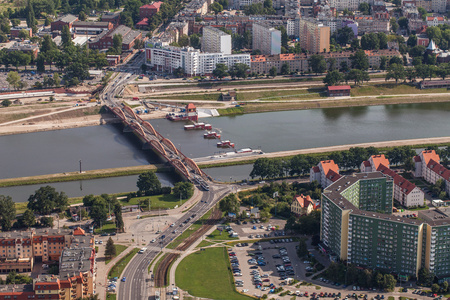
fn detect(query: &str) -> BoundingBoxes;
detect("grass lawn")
[149,93,222,101]
[166,208,214,249]
[105,245,128,265]
[196,240,217,248]
[106,293,116,300]
[176,247,254,300]
[206,229,239,241]
[108,248,140,279]
[95,221,117,234]
[350,83,448,97]
[119,193,187,210]
[237,88,326,101]
[408,205,430,211]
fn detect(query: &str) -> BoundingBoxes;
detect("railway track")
[154,209,222,287]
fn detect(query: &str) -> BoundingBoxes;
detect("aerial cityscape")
[2,0,450,299]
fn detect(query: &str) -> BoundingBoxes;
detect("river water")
[1,102,450,200]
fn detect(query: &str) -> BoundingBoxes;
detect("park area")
[176,247,254,300]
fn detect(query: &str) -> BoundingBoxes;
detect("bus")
[200,182,209,191]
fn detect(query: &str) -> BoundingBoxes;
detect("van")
[139,248,147,254]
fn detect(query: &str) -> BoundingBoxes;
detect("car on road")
[121,277,126,282]
[151,239,156,243]
[170,223,175,227]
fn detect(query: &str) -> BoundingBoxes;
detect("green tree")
[385,63,406,84]
[0,195,15,231]
[39,216,53,227]
[27,186,68,215]
[379,56,388,70]
[398,17,408,29]
[390,18,399,33]
[269,66,277,77]
[213,63,228,79]
[173,67,185,78]
[219,193,240,215]
[323,70,344,86]
[6,71,20,90]
[232,63,249,79]
[189,33,202,49]
[90,197,108,227]
[345,69,369,85]
[407,34,418,47]
[26,0,36,32]
[173,182,194,199]
[359,2,370,14]
[349,49,369,70]
[36,54,45,73]
[113,34,123,54]
[11,19,20,27]
[210,2,223,14]
[137,171,161,194]
[1,99,11,107]
[178,35,189,47]
[114,203,124,232]
[61,25,73,49]
[280,63,290,75]
[432,283,440,293]
[104,237,116,259]
[53,73,61,87]
[18,29,30,40]
[383,274,396,291]
[308,54,327,74]
[418,7,427,20]
[21,209,36,228]
[79,11,87,21]
[296,238,308,257]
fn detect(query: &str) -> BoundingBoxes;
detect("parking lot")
[229,239,309,298]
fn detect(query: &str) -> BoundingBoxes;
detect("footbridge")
[109,105,209,182]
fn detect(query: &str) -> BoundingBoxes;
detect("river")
[1,102,450,198]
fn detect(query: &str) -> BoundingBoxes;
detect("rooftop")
[204,26,230,36]
[73,21,111,27]
[59,247,94,279]
[327,85,351,91]
[54,14,78,24]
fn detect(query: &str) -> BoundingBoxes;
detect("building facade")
[146,42,250,76]
[291,194,316,216]
[310,160,341,188]
[202,26,232,54]
[297,18,330,54]
[252,23,281,55]
[51,14,78,32]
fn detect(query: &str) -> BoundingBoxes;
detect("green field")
[95,221,117,234]
[350,83,448,97]
[106,293,116,300]
[176,247,255,300]
[105,244,128,265]
[206,229,239,241]
[108,248,140,279]
[119,193,188,210]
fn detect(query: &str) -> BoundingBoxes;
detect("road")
[100,57,235,300]
[117,184,232,300]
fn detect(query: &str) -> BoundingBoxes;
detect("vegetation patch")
[105,244,128,264]
[176,247,255,300]
[108,248,140,279]
[350,83,447,97]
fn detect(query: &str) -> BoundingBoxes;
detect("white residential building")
[310,160,341,188]
[252,23,281,55]
[360,154,390,172]
[202,26,232,55]
[414,150,450,196]
[328,0,369,10]
[146,42,250,76]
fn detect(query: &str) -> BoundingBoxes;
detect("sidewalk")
[96,244,135,300]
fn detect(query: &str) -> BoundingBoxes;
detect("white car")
[170,223,175,227]
[151,239,156,243]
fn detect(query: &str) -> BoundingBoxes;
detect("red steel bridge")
[109,105,209,182]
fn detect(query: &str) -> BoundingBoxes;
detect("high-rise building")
[252,23,281,55]
[321,172,450,280]
[297,18,330,54]
[202,26,232,55]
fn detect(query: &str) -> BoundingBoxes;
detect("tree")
[90,197,108,227]
[349,49,369,70]
[385,63,405,84]
[398,17,408,29]
[407,34,418,47]
[281,63,290,75]
[44,17,51,26]
[323,70,344,86]
[361,33,380,50]
[219,193,240,215]
[345,69,370,85]
[6,71,20,90]
[21,209,36,228]
[39,216,53,227]
[18,29,30,40]
[114,203,124,232]
[113,34,123,54]
[36,54,45,73]
[178,35,189,47]
[379,56,388,70]
[189,33,201,49]
[11,19,20,27]
[432,283,440,293]
[269,66,277,77]
[26,0,36,32]
[390,18,399,33]
[213,63,228,79]
[27,186,68,215]
[418,267,433,286]
[53,73,61,87]
[104,237,116,259]
[173,182,194,199]
[210,2,223,14]
[79,11,87,21]
[232,63,249,79]
[173,67,185,78]
[418,7,427,20]
[297,238,308,257]
[359,2,370,14]
[61,25,73,49]
[137,171,161,194]
[308,54,327,74]
[1,99,11,107]
[0,195,15,231]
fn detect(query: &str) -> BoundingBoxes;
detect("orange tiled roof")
[294,194,314,208]
[421,150,440,165]
[73,227,85,236]
[320,160,339,177]
[377,165,418,195]
[370,154,390,170]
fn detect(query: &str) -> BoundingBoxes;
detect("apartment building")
[51,14,78,32]
[297,18,330,53]
[360,154,390,172]
[252,23,281,55]
[202,26,232,54]
[310,160,341,188]
[250,49,401,74]
[139,1,163,19]
[354,16,390,34]
[321,172,450,279]
[146,42,250,76]
[88,25,142,50]
[328,0,369,11]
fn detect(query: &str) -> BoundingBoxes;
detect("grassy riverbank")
[0,164,169,188]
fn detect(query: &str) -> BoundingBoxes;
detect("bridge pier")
[123,125,133,133]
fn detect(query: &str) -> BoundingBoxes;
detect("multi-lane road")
[118,184,232,300]
[100,61,234,300]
